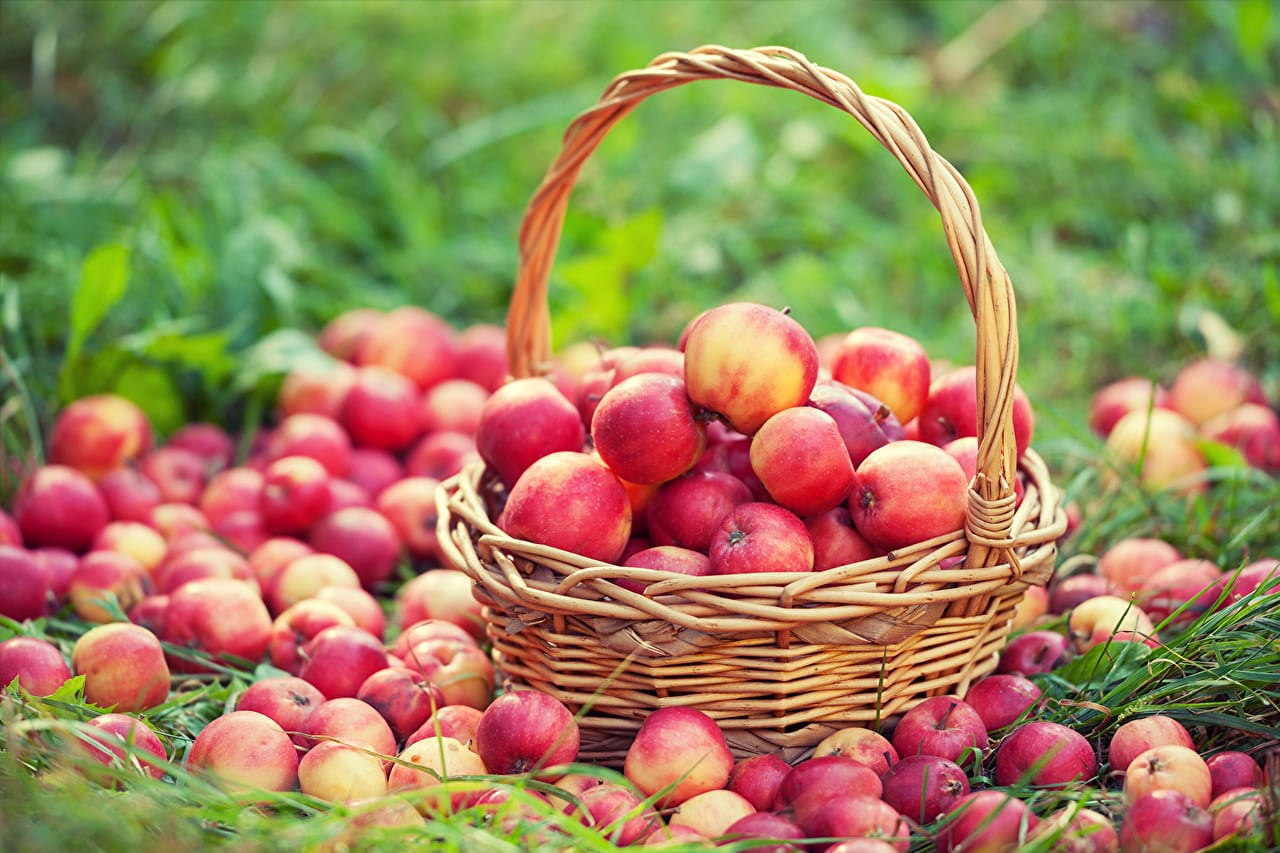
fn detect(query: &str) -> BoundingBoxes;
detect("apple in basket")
[681,302,820,436]
[499,450,632,564]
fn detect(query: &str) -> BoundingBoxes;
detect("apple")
[1030,806,1118,853]
[890,695,988,768]
[76,712,168,784]
[386,735,488,815]
[318,307,383,360]
[624,706,734,807]
[916,366,1035,460]
[749,406,855,516]
[592,373,706,485]
[474,688,579,778]
[805,506,882,571]
[345,447,404,499]
[235,675,326,734]
[1168,358,1266,427]
[1205,751,1264,799]
[807,794,911,852]
[879,754,969,826]
[67,549,152,622]
[645,469,753,553]
[1123,744,1213,808]
[97,467,163,523]
[1069,595,1158,653]
[297,739,389,804]
[962,673,1043,731]
[828,327,932,426]
[376,476,443,564]
[572,782,664,846]
[267,553,361,614]
[1105,408,1207,494]
[356,666,444,744]
[455,322,509,392]
[475,377,585,488]
[1108,715,1196,775]
[298,624,390,700]
[314,584,386,639]
[1049,573,1112,615]
[719,812,806,851]
[0,636,72,696]
[259,455,333,536]
[994,721,1098,788]
[1089,377,1171,438]
[278,358,357,420]
[1210,787,1264,842]
[0,545,49,621]
[264,413,352,477]
[307,506,401,590]
[618,545,711,594]
[407,704,485,750]
[419,378,490,437]
[849,441,968,552]
[403,429,481,480]
[14,465,110,552]
[187,710,300,796]
[162,577,272,673]
[938,790,1039,853]
[1201,402,1280,473]
[499,451,631,564]
[811,726,898,776]
[726,752,792,812]
[1119,789,1213,853]
[355,305,459,392]
[71,622,170,712]
[398,636,495,710]
[268,598,357,674]
[667,788,755,839]
[708,502,814,575]
[341,365,424,452]
[773,755,882,832]
[294,696,397,757]
[48,394,153,480]
[997,629,1071,675]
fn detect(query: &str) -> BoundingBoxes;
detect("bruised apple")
[500,451,631,564]
[850,441,968,552]
[682,302,819,436]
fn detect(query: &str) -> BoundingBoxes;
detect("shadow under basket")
[436,44,1068,768]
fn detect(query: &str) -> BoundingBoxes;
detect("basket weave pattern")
[438,45,1067,766]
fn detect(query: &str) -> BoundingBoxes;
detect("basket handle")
[506,44,1023,574]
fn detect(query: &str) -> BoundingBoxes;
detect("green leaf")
[61,243,131,400]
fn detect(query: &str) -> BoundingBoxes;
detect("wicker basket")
[437,45,1067,767]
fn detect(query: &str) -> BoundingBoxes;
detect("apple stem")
[937,701,958,730]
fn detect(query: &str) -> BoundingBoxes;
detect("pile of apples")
[479,301,1036,585]
[1090,357,1278,492]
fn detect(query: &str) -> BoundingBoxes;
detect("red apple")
[0,636,72,696]
[1108,715,1196,775]
[749,406,855,516]
[624,705,734,807]
[499,451,632,564]
[1123,744,1213,808]
[298,624,390,700]
[1168,358,1266,427]
[341,365,424,452]
[829,327,931,426]
[849,441,968,552]
[187,710,300,796]
[811,726,898,776]
[994,721,1098,788]
[708,502,814,575]
[890,695,988,768]
[726,752,792,813]
[235,675,326,734]
[265,413,352,477]
[938,790,1039,853]
[0,545,49,621]
[356,305,459,392]
[475,377,585,488]
[71,622,170,712]
[356,666,444,744]
[48,394,153,480]
[475,688,580,777]
[879,754,969,826]
[916,366,1035,460]
[683,302,820,436]
[1089,377,1171,438]
[259,455,333,536]
[645,469,753,553]
[1119,789,1213,853]
[592,373,706,485]
[14,465,110,553]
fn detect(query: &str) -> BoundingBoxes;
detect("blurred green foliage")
[1,0,1277,471]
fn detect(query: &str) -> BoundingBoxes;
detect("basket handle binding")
[504,45,1023,581]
